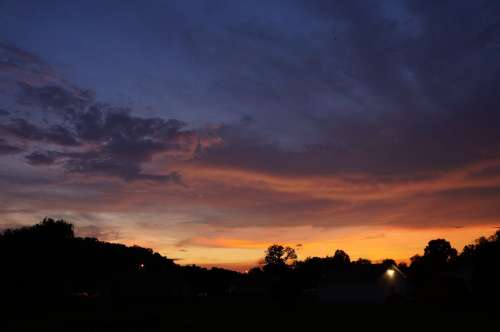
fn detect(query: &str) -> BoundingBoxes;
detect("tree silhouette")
[1,217,74,241]
[264,244,297,268]
[3,218,500,307]
[0,218,184,299]
[332,249,350,266]
[457,230,500,303]
[354,258,371,265]
[382,259,397,268]
[424,239,457,267]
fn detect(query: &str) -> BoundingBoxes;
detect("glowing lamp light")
[386,269,395,278]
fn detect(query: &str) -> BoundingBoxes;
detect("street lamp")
[385,264,406,279]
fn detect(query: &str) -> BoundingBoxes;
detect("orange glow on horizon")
[125,224,499,271]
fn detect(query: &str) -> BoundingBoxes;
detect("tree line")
[1,218,499,305]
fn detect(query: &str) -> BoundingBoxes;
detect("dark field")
[4,297,499,331]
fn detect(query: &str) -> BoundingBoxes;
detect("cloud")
[1,118,80,146]
[4,2,500,183]
[75,224,120,241]
[17,106,194,181]
[0,43,208,183]
[168,0,500,181]
[25,151,58,166]
[63,153,183,183]
[0,138,23,155]
[1,1,500,237]
[364,234,386,240]
[174,157,500,229]
[177,236,268,249]
[197,106,500,180]
[0,41,66,88]
[17,83,93,115]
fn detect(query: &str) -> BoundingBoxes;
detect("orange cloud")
[178,236,270,249]
[180,158,500,202]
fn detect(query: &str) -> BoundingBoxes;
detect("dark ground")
[3,297,499,331]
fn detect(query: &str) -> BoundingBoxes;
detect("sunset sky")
[1,0,500,271]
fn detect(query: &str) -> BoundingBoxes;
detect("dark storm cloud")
[0,109,9,116]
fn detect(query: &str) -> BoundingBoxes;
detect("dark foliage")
[1,218,500,309]
[456,231,500,303]
[0,218,239,302]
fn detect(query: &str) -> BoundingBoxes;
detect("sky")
[1,0,500,270]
